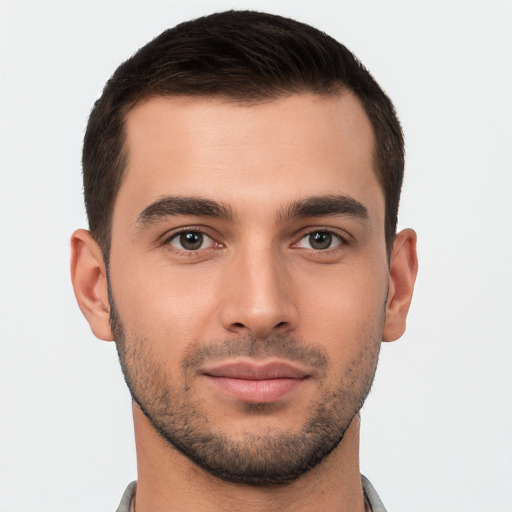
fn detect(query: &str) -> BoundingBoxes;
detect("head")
[82,10,404,259]
[72,10,417,487]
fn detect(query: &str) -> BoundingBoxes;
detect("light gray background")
[1,1,511,510]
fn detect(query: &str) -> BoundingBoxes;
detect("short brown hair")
[83,10,404,256]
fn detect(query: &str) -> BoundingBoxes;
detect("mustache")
[182,334,328,371]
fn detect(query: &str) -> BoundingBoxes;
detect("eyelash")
[292,228,350,253]
[162,227,350,255]
[162,227,221,256]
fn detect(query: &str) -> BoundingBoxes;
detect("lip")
[203,360,309,380]
[201,360,309,403]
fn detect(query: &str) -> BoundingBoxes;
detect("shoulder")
[361,475,388,512]
[115,481,136,512]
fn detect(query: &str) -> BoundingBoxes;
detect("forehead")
[116,93,382,223]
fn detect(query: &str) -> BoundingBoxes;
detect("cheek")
[296,263,388,359]
[299,262,388,324]
[109,256,223,348]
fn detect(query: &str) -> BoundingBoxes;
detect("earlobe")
[70,229,115,341]
[382,228,418,342]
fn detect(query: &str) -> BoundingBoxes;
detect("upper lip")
[201,360,309,380]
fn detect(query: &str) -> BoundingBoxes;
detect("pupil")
[180,232,203,250]
[310,232,332,250]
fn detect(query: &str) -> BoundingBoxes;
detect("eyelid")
[160,225,216,242]
[291,227,352,250]
[161,226,223,251]
[168,232,215,250]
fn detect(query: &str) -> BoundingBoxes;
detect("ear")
[70,229,114,341]
[382,228,418,342]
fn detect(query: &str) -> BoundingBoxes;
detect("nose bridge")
[220,237,297,336]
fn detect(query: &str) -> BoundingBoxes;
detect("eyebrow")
[136,196,233,227]
[277,195,368,222]
[135,193,368,229]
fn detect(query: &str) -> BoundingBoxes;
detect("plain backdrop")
[0,1,511,511]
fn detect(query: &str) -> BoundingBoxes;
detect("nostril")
[275,322,287,329]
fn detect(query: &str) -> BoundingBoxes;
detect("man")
[70,10,417,512]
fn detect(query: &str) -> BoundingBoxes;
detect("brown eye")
[296,231,342,250]
[169,231,212,251]
[309,232,332,250]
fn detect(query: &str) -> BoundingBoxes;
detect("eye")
[296,231,343,250]
[168,231,216,251]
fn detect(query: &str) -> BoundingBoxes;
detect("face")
[108,93,390,484]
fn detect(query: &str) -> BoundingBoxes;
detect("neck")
[132,403,366,512]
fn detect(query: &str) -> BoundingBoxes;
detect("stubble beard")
[110,299,382,487]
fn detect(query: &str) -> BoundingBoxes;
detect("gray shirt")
[115,475,387,512]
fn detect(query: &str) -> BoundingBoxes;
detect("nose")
[220,244,298,338]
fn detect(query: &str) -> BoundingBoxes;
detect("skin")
[71,93,418,512]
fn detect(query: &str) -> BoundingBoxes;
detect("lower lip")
[206,376,305,403]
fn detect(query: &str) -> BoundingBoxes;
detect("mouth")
[201,360,310,403]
